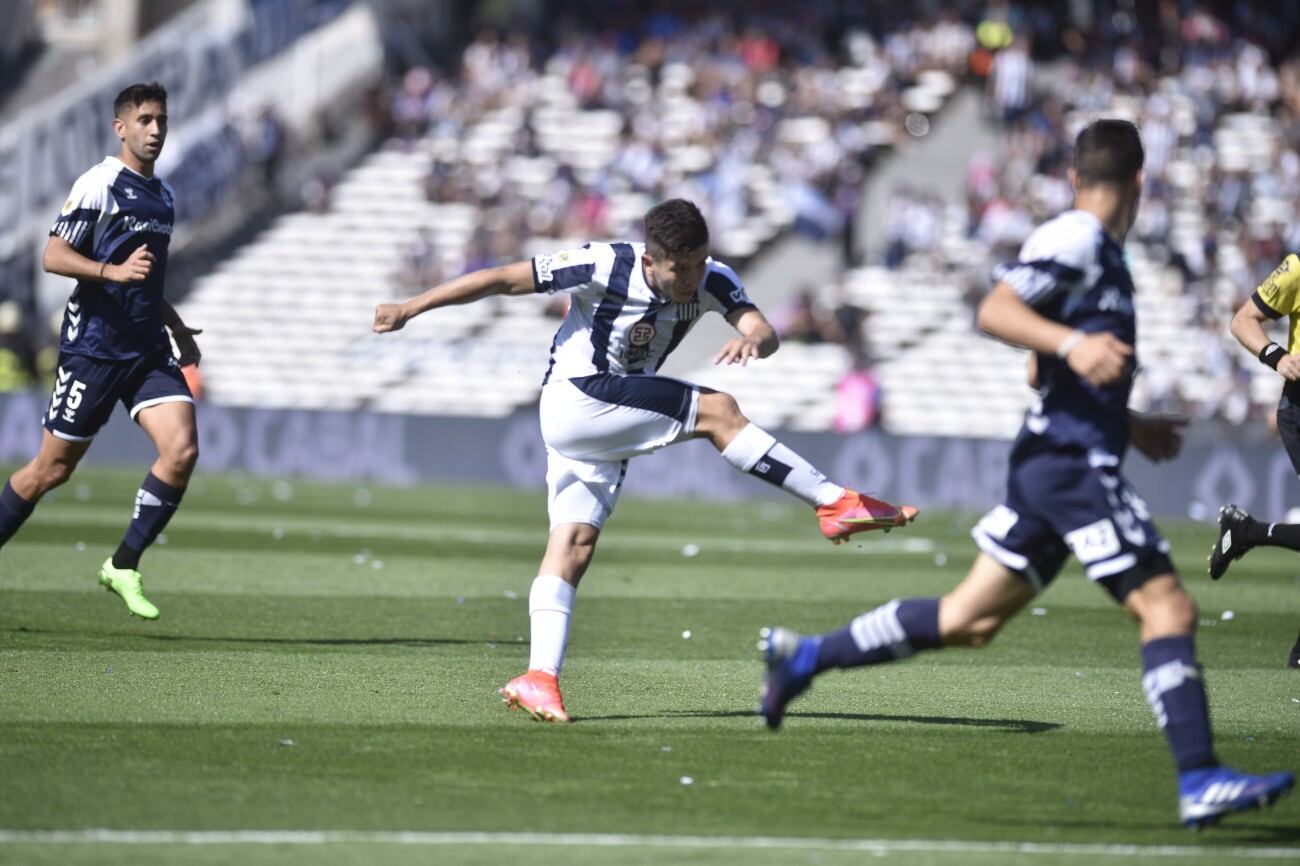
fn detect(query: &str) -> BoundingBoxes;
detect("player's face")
[646,246,708,302]
[114,100,168,166]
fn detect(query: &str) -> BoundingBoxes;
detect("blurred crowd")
[384,9,976,294]
[876,0,1300,427]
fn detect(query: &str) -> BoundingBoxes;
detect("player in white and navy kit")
[757,121,1293,827]
[374,199,918,722]
[0,83,202,621]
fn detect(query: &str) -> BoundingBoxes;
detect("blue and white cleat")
[1178,766,1294,829]
[757,626,818,731]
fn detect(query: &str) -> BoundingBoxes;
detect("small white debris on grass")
[155,534,167,546]
[75,542,85,552]
[679,776,693,786]
[455,596,467,605]
[272,528,284,541]
[74,484,92,501]
[1031,608,1047,616]
[370,560,384,570]
[681,630,692,639]
[661,746,672,752]
[278,739,296,748]
[933,553,947,567]
[1220,610,1235,621]
[502,590,518,600]
[681,543,700,557]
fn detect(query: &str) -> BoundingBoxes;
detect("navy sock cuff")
[142,472,185,504]
[897,597,941,650]
[1,482,33,518]
[1141,634,1195,667]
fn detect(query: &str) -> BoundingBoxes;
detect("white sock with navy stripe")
[528,574,575,675]
[720,423,843,506]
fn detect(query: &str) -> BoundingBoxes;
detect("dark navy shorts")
[44,350,192,441]
[971,445,1174,599]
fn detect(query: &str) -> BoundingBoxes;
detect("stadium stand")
[181,13,966,414]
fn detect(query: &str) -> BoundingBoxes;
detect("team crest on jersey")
[61,198,75,215]
[628,322,656,346]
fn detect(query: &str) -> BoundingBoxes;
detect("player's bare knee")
[33,459,74,493]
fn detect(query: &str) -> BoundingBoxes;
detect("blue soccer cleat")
[1178,766,1294,828]
[757,626,819,730]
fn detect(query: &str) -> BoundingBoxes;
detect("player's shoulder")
[1258,253,1300,298]
[1018,209,1102,269]
[705,257,743,289]
[69,157,123,194]
[159,177,177,203]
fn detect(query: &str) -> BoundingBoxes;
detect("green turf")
[1,468,1297,865]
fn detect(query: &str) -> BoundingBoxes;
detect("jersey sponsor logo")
[729,285,748,305]
[628,321,656,346]
[123,187,137,200]
[123,216,173,235]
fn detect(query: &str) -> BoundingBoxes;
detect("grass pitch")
[1,468,1297,865]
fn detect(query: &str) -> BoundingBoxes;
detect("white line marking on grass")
[35,506,938,556]
[0,831,1295,859]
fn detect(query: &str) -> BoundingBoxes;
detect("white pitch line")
[0,830,1295,860]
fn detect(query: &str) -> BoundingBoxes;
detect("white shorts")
[540,373,700,528]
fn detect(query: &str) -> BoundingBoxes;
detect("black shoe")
[1207,504,1253,580]
[1288,633,1300,669]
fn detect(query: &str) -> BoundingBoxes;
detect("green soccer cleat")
[98,558,159,620]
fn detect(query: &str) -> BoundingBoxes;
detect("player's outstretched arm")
[43,237,153,283]
[373,260,535,333]
[977,282,1133,387]
[1230,299,1300,381]
[714,308,779,366]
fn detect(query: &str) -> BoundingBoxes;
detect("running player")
[0,82,201,621]
[1208,254,1300,668]
[373,198,918,722]
[757,120,1293,827]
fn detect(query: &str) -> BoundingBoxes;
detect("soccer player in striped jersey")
[0,82,201,621]
[373,198,918,722]
[757,121,1293,827]
[1208,255,1300,668]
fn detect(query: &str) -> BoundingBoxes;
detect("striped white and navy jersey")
[49,156,176,360]
[533,241,757,382]
[992,209,1137,457]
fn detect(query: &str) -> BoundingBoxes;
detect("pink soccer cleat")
[817,488,919,544]
[499,669,570,723]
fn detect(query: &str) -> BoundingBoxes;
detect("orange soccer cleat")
[498,669,570,723]
[817,488,919,544]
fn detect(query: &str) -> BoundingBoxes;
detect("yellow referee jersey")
[1252,253,1300,354]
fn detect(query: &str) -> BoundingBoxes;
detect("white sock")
[528,574,576,675]
[720,423,844,506]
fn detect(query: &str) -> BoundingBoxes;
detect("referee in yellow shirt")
[1209,253,1300,668]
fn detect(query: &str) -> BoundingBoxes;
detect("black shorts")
[1277,382,1300,474]
[971,444,1174,602]
[44,350,192,441]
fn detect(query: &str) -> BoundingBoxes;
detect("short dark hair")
[644,199,709,258]
[114,82,168,117]
[1073,119,1143,186]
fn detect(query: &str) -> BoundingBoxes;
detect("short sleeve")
[700,264,757,317]
[50,170,107,253]
[991,214,1095,308]
[1252,254,1300,319]
[532,244,599,294]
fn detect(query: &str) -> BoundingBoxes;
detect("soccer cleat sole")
[99,578,159,621]
[498,686,568,723]
[1181,776,1294,829]
[827,506,920,544]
